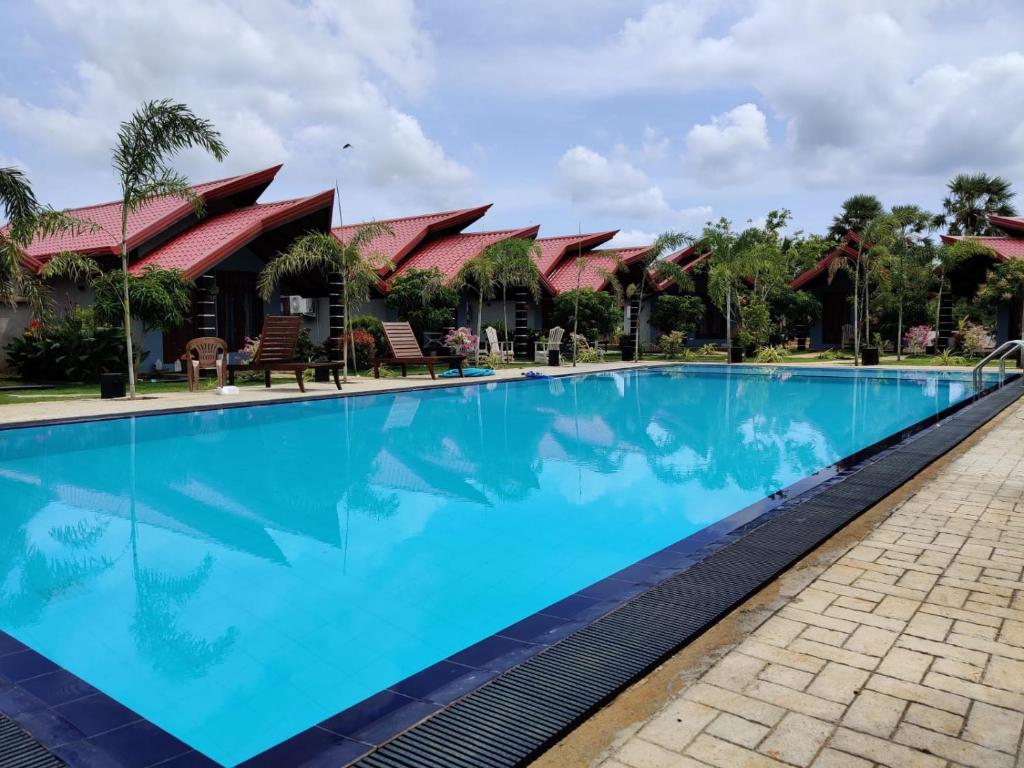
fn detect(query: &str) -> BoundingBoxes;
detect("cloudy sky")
[2,1,1022,245]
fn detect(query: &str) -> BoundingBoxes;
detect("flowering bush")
[960,322,993,358]
[343,329,377,369]
[240,336,259,363]
[903,325,931,355]
[444,326,478,355]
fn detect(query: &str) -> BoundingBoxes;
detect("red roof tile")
[392,226,541,281]
[332,205,490,271]
[940,235,1024,261]
[129,190,333,279]
[990,215,1024,235]
[790,233,862,289]
[19,165,281,268]
[535,231,618,276]
[547,246,649,294]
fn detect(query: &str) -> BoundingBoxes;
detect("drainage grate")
[0,714,64,768]
[354,383,1024,768]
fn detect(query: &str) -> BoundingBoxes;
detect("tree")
[828,194,883,241]
[977,260,1024,343]
[453,253,498,362]
[484,238,542,343]
[625,232,692,361]
[257,225,393,380]
[1,167,94,321]
[385,268,459,340]
[552,289,622,343]
[698,218,760,351]
[112,100,227,398]
[942,173,1016,236]
[650,294,705,335]
[883,205,935,358]
[565,247,623,365]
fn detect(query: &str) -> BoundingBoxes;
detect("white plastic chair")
[485,326,514,363]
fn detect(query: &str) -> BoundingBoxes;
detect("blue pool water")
[0,366,987,764]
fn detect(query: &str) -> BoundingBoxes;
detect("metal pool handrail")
[974,339,1024,389]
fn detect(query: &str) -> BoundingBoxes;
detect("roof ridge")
[331,204,491,231]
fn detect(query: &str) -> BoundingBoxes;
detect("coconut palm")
[112,99,227,398]
[484,238,543,347]
[942,173,1017,236]
[698,219,759,352]
[1,167,94,320]
[625,232,693,361]
[257,225,394,381]
[453,253,499,362]
[827,194,883,241]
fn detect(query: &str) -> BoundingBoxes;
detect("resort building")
[790,231,862,348]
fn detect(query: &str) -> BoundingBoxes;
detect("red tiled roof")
[392,225,541,281]
[940,235,1024,261]
[535,231,618,276]
[653,245,708,291]
[19,165,282,268]
[547,246,649,294]
[790,233,862,290]
[129,190,333,279]
[990,215,1024,235]
[332,205,490,272]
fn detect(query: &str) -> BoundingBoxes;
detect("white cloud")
[607,229,657,247]
[1,0,472,209]
[556,145,670,218]
[685,103,770,185]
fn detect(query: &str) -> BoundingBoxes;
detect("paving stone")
[806,662,870,705]
[895,722,1015,768]
[961,701,1023,754]
[926,671,1024,710]
[704,711,769,749]
[685,733,789,768]
[829,726,945,768]
[617,738,709,768]
[759,663,814,691]
[842,690,906,737]
[845,625,899,657]
[636,699,719,752]
[998,619,1024,647]
[866,674,971,715]
[905,612,952,641]
[875,595,921,620]
[736,638,826,674]
[744,680,846,722]
[826,605,905,632]
[754,616,807,647]
[810,748,872,768]
[683,682,785,727]
[758,712,833,767]
[927,584,970,608]
[952,620,998,640]
[793,587,837,613]
[703,651,766,692]
[931,657,984,682]
[801,626,849,647]
[875,647,933,683]
[789,639,879,671]
[903,702,963,736]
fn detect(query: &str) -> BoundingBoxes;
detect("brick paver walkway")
[601,402,1024,768]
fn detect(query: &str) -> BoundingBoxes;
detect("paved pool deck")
[549,395,1024,768]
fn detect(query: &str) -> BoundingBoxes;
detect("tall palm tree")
[626,232,692,362]
[453,253,498,362]
[113,100,227,398]
[1,167,93,320]
[484,238,543,344]
[942,173,1017,236]
[257,225,393,381]
[827,194,883,241]
[698,219,759,352]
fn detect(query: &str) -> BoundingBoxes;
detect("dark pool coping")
[0,369,1017,768]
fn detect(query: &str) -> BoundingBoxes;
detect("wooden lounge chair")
[373,321,465,379]
[185,336,228,391]
[226,316,342,392]
[485,326,514,363]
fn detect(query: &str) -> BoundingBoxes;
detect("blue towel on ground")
[523,370,553,380]
[440,367,494,378]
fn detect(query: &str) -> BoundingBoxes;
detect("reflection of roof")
[130,190,333,278]
[547,246,649,293]
[332,205,490,271]
[535,231,617,276]
[940,234,1024,262]
[18,165,281,267]
[791,232,861,289]
[393,226,541,280]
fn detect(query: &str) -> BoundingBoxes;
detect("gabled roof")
[392,225,541,281]
[790,232,862,290]
[653,245,708,291]
[129,190,333,279]
[546,245,650,294]
[18,165,281,269]
[990,215,1024,235]
[940,234,1024,262]
[535,231,618,276]
[333,205,490,272]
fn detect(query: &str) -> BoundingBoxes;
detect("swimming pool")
[0,365,990,765]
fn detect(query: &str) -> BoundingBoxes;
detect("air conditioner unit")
[286,295,316,316]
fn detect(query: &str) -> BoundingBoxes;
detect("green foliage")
[816,348,838,360]
[93,267,193,330]
[698,343,720,357]
[938,349,968,366]
[344,329,377,369]
[755,345,788,363]
[977,259,1024,340]
[657,331,689,358]
[651,294,704,334]
[350,315,387,356]
[828,194,883,240]
[739,297,773,348]
[552,288,621,341]
[481,351,502,370]
[4,309,127,381]
[942,173,1017,236]
[386,267,459,338]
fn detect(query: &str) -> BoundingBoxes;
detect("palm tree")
[942,173,1017,236]
[626,232,692,362]
[484,238,542,346]
[568,247,622,366]
[828,194,883,241]
[453,253,498,362]
[698,219,759,352]
[257,225,393,381]
[1,167,94,320]
[886,205,934,359]
[112,100,227,398]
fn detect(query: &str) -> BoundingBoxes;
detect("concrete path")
[597,401,1024,768]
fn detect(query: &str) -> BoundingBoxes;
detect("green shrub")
[350,315,387,355]
[385,268,458,338]
[938,349,968,366]
[651,295,704,334]
[816,348,838,361]
[343,329,377,370]
[552,289,622,342]
[697,343,720,357]
[4,309,127,382]
[658,331,689,358]
[755,345,787,363]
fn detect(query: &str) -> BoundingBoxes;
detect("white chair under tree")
[535,326,565,363]
[486,326,514,363]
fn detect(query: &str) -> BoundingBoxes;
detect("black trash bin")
[729,346,743,363]
[100,372,125,399]
[548,349,560,367]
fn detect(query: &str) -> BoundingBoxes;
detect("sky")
[2,0,1023,247]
